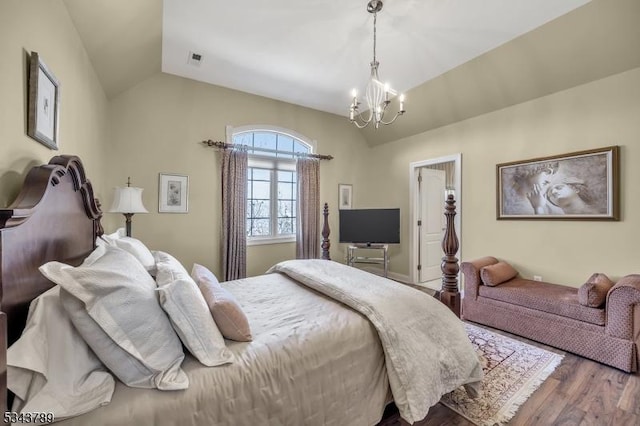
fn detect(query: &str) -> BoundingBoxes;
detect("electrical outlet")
[533,275,543,282]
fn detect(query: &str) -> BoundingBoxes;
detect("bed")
[0,155,482,425]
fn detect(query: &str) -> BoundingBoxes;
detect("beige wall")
[107,72,369,278]
[4,1,637,288]
[0,0,109,206]
[358,67,640,286]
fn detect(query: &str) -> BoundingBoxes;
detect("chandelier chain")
[372,11,377,65]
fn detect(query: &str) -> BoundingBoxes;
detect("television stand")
[347,244,389,278]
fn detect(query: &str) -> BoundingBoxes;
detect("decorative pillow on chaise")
[578,273,614,308]
[7,286,115,421]
[191,263,253,342]
[99,228,155,274]
[154,251,234,367]
[480,261,518,286]
[39,245,188,390]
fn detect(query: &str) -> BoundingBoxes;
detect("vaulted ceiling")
[63,0,640,146]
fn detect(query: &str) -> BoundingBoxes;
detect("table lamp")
[109,177,148,237]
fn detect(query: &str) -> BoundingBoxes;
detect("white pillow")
[156,277,234,367]
[100,229,155,274]
[153,250,189,281]
[7,286,115,421]
[39,245,188,390]
[114,238,155,272]
[59,289,170,389]
[154,250,233,366]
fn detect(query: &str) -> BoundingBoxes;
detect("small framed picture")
[27,52,60,150]
[159,173,189,213]
[338,184,353,210]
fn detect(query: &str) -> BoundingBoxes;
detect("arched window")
[229,125,313,244]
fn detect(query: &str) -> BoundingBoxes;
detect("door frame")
[408,153,462,284]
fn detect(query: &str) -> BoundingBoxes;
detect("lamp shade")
[109,187,148,213]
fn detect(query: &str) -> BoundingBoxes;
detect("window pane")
[277,135,294,154]
[294,141,310,153]
[252,181,270,199]
[278,218,295,235]
[252,219,271,236]
[278,200,294,218]
[252,168,270,181]
[250,199,270,219]
[278,170,294,183]
[278,182,293,199]
[246,200,251,218]
[246,219,252,237]
[253,132,277,154]
[234,133,253,147]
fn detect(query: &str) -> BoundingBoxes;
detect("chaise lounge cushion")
[578,273,614,308]
[480,261,518,286]
[478,278,606,326]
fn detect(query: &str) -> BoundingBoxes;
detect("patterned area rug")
[440,323,564,426]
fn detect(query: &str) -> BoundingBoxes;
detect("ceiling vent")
[187,51,203,67]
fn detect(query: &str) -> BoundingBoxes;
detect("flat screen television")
[339,208,400,245]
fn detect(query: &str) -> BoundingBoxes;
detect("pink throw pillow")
[578,273,614,308]
[191,264,252,342]
[480,261,518,286]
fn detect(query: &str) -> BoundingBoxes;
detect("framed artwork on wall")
[496,146,619,220]
[27,52,60,150]
[159,173,189,213]
[338,184,353,210]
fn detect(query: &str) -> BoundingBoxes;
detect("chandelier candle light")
[349,0,405,129]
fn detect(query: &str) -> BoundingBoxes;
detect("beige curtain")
[296,158,320,259]
[221,149,248,280]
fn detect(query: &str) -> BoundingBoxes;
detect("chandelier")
[349,0,405,129]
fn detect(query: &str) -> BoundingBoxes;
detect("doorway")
[408,154,462,287]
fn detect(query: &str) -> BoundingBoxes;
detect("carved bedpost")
[440,194,461,318]
[95,199,104,239]
[321,203,331,260]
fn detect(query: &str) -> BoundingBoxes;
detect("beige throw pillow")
[480,261,518,286]
[191,264,252,342]
[578,273,614,308]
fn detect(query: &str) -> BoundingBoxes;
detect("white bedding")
[56,273,389,426]
[268,260,483,424]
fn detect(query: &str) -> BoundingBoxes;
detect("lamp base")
[123,213,134,237]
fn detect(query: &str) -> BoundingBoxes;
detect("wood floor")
[378,323,640,426]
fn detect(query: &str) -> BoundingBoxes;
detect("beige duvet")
[57,273,390,426]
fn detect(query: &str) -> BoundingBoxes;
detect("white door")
[418,168,446,283]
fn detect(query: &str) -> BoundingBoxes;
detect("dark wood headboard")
[0,156,102,411]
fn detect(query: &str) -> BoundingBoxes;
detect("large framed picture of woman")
[496,146,619,221]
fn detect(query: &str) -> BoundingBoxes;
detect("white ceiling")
[162,0,590,117]
[63,0,640,146]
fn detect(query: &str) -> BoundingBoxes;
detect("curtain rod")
[201,140,333,161]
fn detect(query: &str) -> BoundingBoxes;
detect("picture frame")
[496,146,619,221]
[159,173,189,213]
[27,52,60,150]
[338,184,353,210]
